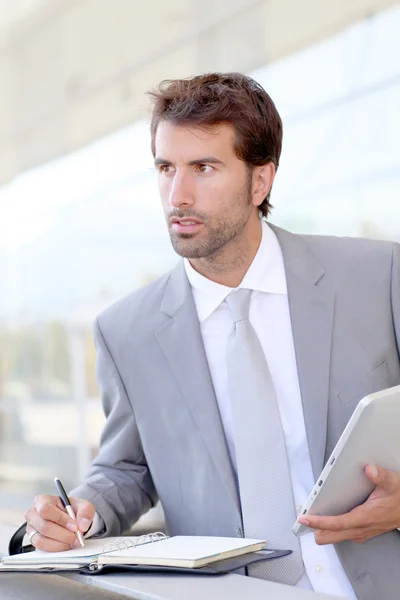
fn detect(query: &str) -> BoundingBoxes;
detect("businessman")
[25,73,400,598]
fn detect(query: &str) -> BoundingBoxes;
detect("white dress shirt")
[184,220,356,598]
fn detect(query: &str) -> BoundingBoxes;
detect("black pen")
[54,477,85,548]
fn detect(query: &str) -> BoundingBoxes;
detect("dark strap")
[8,521,34,555]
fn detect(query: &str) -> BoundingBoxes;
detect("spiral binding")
[102,532,168,554]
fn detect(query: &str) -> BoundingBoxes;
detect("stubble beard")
[167,180,253,261]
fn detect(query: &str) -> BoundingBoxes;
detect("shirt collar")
[184,220,287,323]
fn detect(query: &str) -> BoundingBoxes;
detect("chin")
[173,246,203,259]
[170,240,206,259]
[169,233,198,257]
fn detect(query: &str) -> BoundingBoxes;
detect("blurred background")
[0,0,399,541]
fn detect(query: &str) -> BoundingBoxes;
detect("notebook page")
[101,536,265,562]
[2,536,139,565]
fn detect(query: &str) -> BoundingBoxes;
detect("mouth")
[170,217,204,234]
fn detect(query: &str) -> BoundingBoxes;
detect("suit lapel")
[271,224,335,480]
[156,224,334,490]
[156,261,240,514]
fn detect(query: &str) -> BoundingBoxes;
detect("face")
[154,121,259,259]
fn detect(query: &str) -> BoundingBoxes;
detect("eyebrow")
[154,156,225,167]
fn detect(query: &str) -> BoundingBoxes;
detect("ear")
[251,162,276,208]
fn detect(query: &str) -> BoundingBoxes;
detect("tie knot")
[226,288,252,323]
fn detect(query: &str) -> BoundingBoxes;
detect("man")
[25,73,400,598]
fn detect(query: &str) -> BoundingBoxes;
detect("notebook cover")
[79,548,292,575]
[0,549,292,575]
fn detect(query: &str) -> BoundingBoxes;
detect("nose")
[167,170,195,209]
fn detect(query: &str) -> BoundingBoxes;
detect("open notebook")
[0,533,290,574]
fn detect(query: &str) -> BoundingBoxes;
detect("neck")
[189,220,263,288]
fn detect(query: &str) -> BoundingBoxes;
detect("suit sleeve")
[69,318,158,536]
[392,242,400,360]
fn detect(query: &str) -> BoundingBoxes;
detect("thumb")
[71,497,96,533]
[365,464,398,492]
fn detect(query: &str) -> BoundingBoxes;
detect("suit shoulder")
[301,232,396,263]
[96,270,172,333]
[293,233,399,288]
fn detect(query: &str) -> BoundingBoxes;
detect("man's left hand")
[296,464,400,545]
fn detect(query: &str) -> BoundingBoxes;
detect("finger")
[314,527,383,546]
[297,506,371,532]
[26,526,74,552]
[35,495,77,530]
[365,464,400,493]
[71,498,96,533]
[26,509,78,547]
[25,526,41,547]
[314,527,363,545]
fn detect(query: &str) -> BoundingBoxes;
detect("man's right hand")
[25,495,96,552]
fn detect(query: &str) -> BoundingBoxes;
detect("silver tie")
[226,288,304,584]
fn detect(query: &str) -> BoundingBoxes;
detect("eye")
[158,164,174,173]
[196,164,213,173]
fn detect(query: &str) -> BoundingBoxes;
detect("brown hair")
[148,72,283,217]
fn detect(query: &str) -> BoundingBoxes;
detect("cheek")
[193,177,226,205]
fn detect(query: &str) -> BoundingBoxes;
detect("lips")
[171,217,203,226]
[170,217,204,234]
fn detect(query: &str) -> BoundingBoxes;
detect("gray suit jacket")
[72,225,400,599]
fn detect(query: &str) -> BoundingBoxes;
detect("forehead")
[154,121,237,160]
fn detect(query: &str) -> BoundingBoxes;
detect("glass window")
[1,6,399,524]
